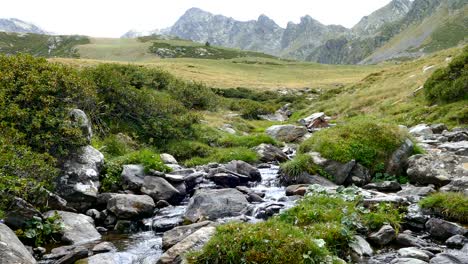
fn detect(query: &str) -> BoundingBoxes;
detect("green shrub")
[279,154,317,178]
[0,54,95,157]
[424,46,468,103]
[15,212,63,247]
[93,134,138,158]
[419,192,468,224]
[165,140,214,161]
[168,81,218,110]
[187,220,333,264]
[299,118,406,173]
[238,99,277,119]
[184,147,258,167]
[361,203,403,232]
[218,134,278,148]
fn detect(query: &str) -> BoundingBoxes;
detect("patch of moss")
[184,147,258,167]
[419,192,468,224]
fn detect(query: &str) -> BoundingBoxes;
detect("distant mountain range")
[1,0,466,64]
[0,18,47,34]
[123,0,467,64]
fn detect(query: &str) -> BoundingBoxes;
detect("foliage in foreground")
[424,45,468,104]
[299,118,407,173]
[15,212,63,247]
[419,192,468,224]
[189,186,403,263]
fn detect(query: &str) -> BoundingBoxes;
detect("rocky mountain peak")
[0,18,47,34]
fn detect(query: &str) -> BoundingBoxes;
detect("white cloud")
[0,0,392,37]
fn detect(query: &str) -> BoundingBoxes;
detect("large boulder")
[160,153,178,164]
[425,218,467,241]
[3,197,42,230]
[162,221,213,250]
[0,223,36,264]
[69,109,93,143]
[407,153,468,186]
[121,164,145,191]
[280,171,336,187]
[368,225,396,246]
[266,125,307,142]
[107,194,155,219]
[157,226,216,264]
[387,139,414,176]
[309,152,356,185]
[56,145,104,211]
[44,210,101,245]
[184,188,249,223]
[253,143,288,162]
[141,176,183,205]
[409,124,433,137]
[224,160,261,182]
[346,163,371,186]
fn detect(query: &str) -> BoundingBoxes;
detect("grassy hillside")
[0,32,89,57]
[295,46,467,127]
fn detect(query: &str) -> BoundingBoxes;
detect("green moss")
[187,220,333,264]
[184,147,258,167]
[218,134,278,148]
[361,203,403,232]
[299,117,406,173]
[419,192,468,224]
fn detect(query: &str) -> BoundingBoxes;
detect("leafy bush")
[15,212,63,247]
[188,220,333,264]
[424,46,468,103]
[218,134,278,148]
[419,192,468,224]
[279,154,317,178]
[168,81,218,110]
[184,147,258,167]
[299,118,406,173]
[0,54,95,157]
[236,99,277,119]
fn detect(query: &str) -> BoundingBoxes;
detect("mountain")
[0,18,47,34]
[127,0,467,64]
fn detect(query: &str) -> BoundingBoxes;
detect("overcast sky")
[0,0,393,37]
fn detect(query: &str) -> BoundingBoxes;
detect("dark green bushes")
[299,118,406,173]
[15,212,63,247]
[424,46,468,103]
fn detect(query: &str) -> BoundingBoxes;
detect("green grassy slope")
[0,32,89,58]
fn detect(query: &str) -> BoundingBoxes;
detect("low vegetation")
[424,45,468,103]
[299,118,407,173]
[190,186,403,263]
[15,212,63,247]
[419,192,468,224]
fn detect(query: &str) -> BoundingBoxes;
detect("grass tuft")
[419,192,468,224]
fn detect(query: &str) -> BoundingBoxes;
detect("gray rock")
[3,197,42,230]
[162,221,213,250]
[363,181,402,192]
[92,242,117,253]
[387,139,414,176]
[309,151,356,185]
[391,258,428,264]
[397,185,435,201]
[398,247,430,262]
[443,130,468,142]
[409,124,433,136]
[184,188,249,223]
[407,154,468,187]
[285,184,310,196]
[280,171,336,186]
[445,235,467,249]
[160,153,178,164]
[107,194,155,219]
[430,124,447,134]
[114,220,136,233]
[86,209,101,220]
[350,235,373,257]
[440,176,468,195]
[368,225,396,246]
[396,233,429,248]
[55,246,89,264]
[246,192,265,203]
[83,252,138,264]
[439,141,468,152]
[141,176,183,204]
[405,204,429,231]
[69,109,93,143]
[43,210,101,245]
[157,226,216,264]
[225,160,261,182]
[0,223,36,264]
[210,172,240,188]
[429,247,468,264]
[425,218,467,241]
[265,125,307,142]
[253,143,289,162]
[347,163,371,186]
[121,164,145,191]
[56,145,104,211]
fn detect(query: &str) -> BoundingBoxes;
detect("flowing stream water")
[89,165,295,263]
